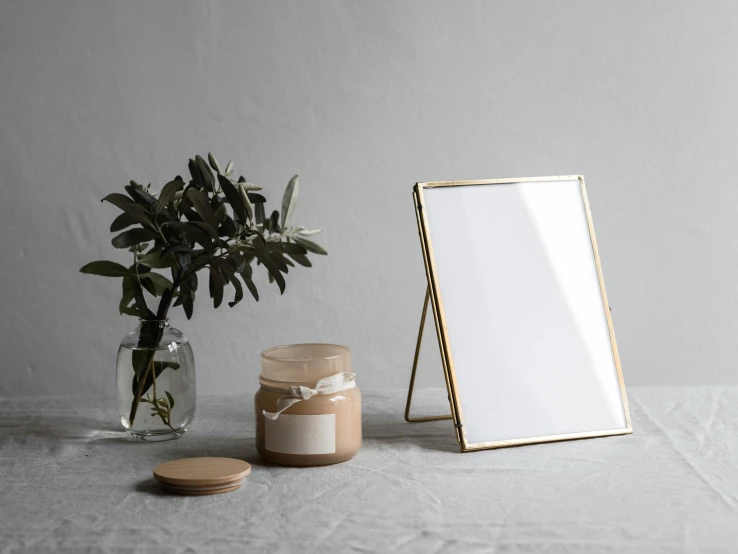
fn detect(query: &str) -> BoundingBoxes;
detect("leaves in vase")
[86,153,326,333]
[80,260,130,277]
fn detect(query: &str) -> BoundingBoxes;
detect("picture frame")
[407,176,632,452]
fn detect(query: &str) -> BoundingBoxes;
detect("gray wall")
[2,0,736,396]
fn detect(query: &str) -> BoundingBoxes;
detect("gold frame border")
[413,175,632,452]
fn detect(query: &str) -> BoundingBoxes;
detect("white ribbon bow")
[262,372,356,420]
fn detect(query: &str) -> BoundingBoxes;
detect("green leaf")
[217,174,247,223]
[248,192,267,203]
[102,193,154,229]
[293,236,327,255]
[110,213,138,232]
[190,220,218,240]
[296,228,322,237]
[225,160,233,175]
[241,273,259,301]
[145,272,173,294]
[137,251,175,268]
[166,222,214,253]
[255,202,265,228]
[228,274,244,308]
[195,155,215,192]
[125,183,157,206]
[140,276,159,296]
[161,243,193,257]
[208,152,222,175]
[281,174,299,229]
[289,253,312,267]
[227,252,247,273]
[186,188,219,230]
[156,179,184,214]
[253,237,285,294]
[183,291,194,319]
[80,260,130,277]
[119,288,138,316]
[209,267,225,308]
[267,242,308,255]
[214,203,227,224]
[269,252,289,273]
[235,179,263,191]
[111,228,158,249]
[188,159,205,189]
[268,210,280,234]
[238,183,253,222]
[165,391,175,410]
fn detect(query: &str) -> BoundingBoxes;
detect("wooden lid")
[153,457,251,488]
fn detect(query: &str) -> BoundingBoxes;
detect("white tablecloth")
[1,387,736,553]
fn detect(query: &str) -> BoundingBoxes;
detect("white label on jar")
[265,413,336,455]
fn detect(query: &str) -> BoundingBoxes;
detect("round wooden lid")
[153,457,251,488]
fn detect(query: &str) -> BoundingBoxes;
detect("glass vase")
[116,319,196,441]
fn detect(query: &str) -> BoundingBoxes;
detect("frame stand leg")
[404,286,454,423]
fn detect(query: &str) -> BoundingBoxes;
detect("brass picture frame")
[406,176,632,452]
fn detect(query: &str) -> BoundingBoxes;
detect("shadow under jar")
[255,344,362,466]
[116,319,196,441]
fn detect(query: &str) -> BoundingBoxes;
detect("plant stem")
[127,289,175,425]
[151,357,176,431]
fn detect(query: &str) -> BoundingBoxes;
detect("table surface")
[1,386,737,553]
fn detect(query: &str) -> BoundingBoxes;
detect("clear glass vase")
[116,319,196,441]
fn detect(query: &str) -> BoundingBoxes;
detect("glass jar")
[255,344,361,466]
[116,319,196,441]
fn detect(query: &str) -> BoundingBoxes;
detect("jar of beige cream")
[255,344,361,466]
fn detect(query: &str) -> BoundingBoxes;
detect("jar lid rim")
[261,343,351,362]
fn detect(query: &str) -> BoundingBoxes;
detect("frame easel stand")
[404,286,454,423]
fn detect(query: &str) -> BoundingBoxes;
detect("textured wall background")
[1,0,737,396]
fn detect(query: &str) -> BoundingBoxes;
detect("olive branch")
[80,153,326,427]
